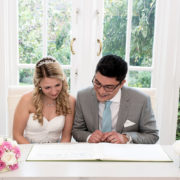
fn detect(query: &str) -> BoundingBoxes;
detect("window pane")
[128,71,151,88]
[48,0,72,65]
[176,89,180,140]
[103,0,127,59]
[130,0,156,67]
[19,69,34,85]
[19,0,43,64]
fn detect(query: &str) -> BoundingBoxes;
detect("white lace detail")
[24,113,65,143]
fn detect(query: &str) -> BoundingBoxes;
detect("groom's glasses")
[92,77,121,92]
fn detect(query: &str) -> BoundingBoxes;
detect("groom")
[72,54,159,144]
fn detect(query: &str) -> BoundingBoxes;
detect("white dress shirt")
[86,89,121,142]
[99,89,121,131]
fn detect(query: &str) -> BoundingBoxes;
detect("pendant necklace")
[46,102,56,107]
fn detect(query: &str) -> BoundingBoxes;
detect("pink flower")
[0,138,20,172]
[9,163,19,170]
[2,141,13,151]
[0,160,6,170]
[0,147,4,158]
[12,147,21,159]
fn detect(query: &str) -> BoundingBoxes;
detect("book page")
[27,143,101,161]
[101,144,172,162]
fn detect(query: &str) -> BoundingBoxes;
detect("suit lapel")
[116,86,130,133]
[91,88,99,130]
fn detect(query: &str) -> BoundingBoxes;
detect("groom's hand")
[101,131,128,144]
[88,130,103,143]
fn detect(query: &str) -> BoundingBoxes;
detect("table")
[0,144,180,180]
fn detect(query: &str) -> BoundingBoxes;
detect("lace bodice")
[24,113,65,143]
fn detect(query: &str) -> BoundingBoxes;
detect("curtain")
[0,0,9,136]
[153,0,180,144]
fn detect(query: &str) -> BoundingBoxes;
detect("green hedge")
[176,90,180,140]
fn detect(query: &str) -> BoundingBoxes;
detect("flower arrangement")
[0,137,21,172]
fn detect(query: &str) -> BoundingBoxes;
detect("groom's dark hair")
[95,54,128,83]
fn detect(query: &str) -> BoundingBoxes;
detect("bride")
[13,57,75,144]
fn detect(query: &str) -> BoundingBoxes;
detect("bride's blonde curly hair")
[33,56,71,125]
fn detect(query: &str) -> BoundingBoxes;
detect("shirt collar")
[109,88,121,103]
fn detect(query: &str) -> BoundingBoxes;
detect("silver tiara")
[36,57,56,67]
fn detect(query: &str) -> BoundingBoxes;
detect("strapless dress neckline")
[24,113,65,143]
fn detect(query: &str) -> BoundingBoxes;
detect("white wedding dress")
[24,113,65,143]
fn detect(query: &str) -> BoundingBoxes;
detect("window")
[18,0,72,86]
[18,0,156,90]
[103,0,156,88]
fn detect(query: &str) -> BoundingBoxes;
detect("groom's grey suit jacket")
[72,86,159,144]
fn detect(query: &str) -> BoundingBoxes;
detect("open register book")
[27,143,172,162]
